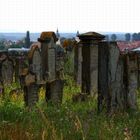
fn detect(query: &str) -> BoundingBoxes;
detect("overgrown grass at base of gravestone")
[63,75,81,102]
[0,78,140,139]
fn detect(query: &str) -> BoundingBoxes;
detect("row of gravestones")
[0,32,64,108]
[74,32,140,113]
[0,49,31,91]
[1,31,139,113]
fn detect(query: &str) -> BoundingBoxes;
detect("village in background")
[0,30,140,49]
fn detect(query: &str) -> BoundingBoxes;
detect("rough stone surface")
[46,80,64,104]
[90,44,98,96]
[24,84,39,107]
[1,58,14,85]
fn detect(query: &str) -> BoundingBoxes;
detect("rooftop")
[117,41,140,53]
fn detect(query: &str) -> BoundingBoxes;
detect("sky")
[0,0,139,33]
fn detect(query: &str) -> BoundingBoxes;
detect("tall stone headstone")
[78,32,105,96]
[98,41,139,113]
[127,54,138,109]
[23,32,64,107]
[23,44,42,107]
[38,32,57,82]
[74,42,82,85]
[38,32,64,104]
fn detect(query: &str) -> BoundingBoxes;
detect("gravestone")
[23,32,64,107]
[8,48,30,84]
[74,42,82,85]
[38,32,57,82]
[1,58,14,85]
[0,52,7,93]
[98,41,139,112]
[28,45,42,84]
[47,47,56,81]
[127,54,138,109]
[78,32,105,96]
[23,84,39,107]
[46,79,64,104]
[38,32,64,104]
[23,44,41,107]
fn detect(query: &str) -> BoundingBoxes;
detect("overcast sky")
[0,0,139,33]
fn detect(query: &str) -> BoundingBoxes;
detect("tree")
[137,32,140,40]
[111,34,117,41]
[132,33,138,41]
[25,31,30,48]
[105,35,109,41]
[125,33,131,41]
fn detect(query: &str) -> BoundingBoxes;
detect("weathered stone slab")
[48,80,64,104]
[98,41,139,112]
[90,43,98,96]
[47,48,56,81]
[74,43,82,85]
[1,58,14,84]
[40,40,56,82]
[78,32,105,95]
[127,55,138,109]
[24,84,39,107]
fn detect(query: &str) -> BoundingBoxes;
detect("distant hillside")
[0,33,76,41]
[0,32,135,41]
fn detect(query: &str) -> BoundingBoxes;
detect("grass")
[0,76,140,140]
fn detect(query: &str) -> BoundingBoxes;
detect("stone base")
[24,84,39,107]
[46,79,64,104]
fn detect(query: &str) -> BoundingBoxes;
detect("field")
[0,75,140,140]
